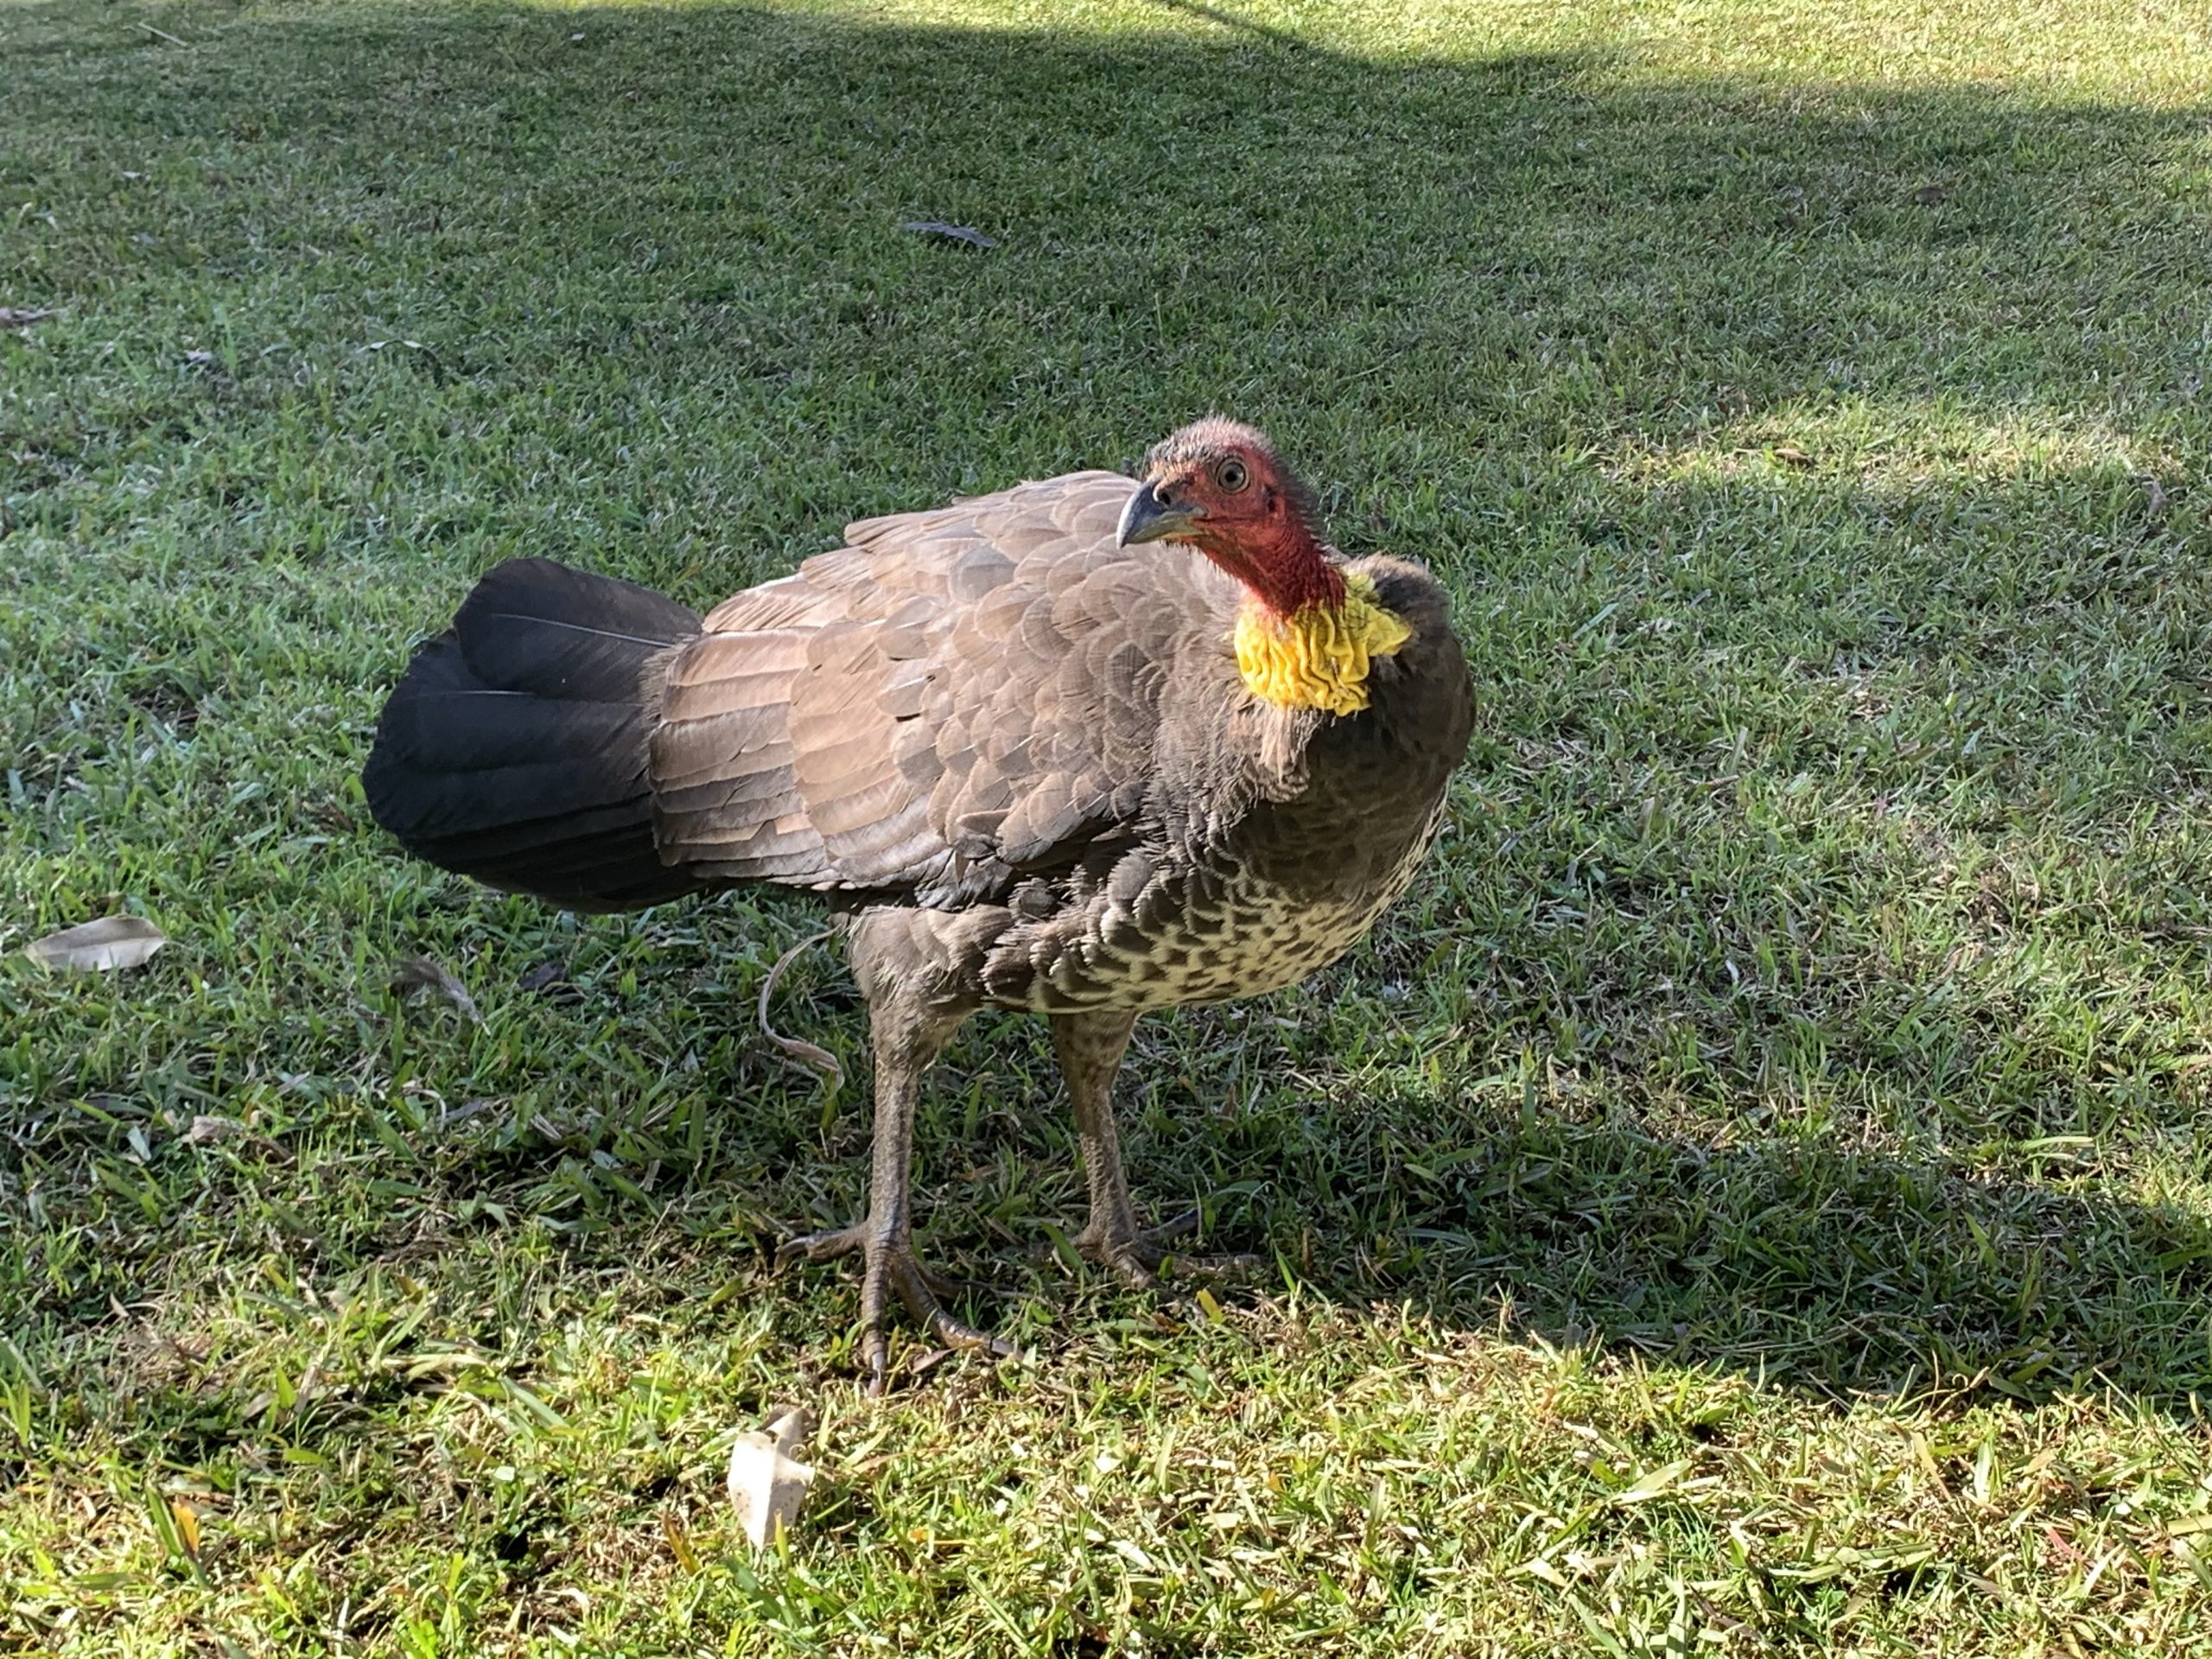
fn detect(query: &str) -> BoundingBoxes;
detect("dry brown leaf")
[727,1407,816,1548]
[25,915,168,972]
[391,955,480,1022]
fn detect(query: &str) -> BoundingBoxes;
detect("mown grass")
[6,0,2212,1651]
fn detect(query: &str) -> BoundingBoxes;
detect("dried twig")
[757,931,843,1094]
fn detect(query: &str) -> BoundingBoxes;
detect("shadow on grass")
[1195,1088,2212,1404]
[7,0,2211,1416]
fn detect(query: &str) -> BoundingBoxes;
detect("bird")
[363,418,1475,1390]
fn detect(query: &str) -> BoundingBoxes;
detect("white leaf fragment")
[727,1407,816,1549]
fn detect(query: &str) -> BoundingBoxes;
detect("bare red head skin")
[1115,418,1346,618]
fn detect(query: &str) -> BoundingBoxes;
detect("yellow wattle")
[1233,572,1414,716]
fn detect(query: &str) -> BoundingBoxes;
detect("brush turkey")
[364,419,1475,1389]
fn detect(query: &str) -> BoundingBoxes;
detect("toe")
[923,1303,1023,1359]
[1147,1208,1202,1245]
[1159,1249,1262,1281]
[1077,1207,1228,1281]
[778,1221,868,1269]
[1077,1211,1257,1289]
[1097,1249,1160,1292]
[885,1253,1017,1356]
[849,1236,1020,1389]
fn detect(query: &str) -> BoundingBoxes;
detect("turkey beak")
[1116,480,1205,547]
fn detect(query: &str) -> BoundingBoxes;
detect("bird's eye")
[1217,459,1249,493]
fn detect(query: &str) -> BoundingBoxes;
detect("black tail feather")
[364,558,705,912]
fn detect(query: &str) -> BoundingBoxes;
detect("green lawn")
[6,0,2212,1651]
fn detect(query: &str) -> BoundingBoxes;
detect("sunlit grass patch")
[6,0,2212,1652]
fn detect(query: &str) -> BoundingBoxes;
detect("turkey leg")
[1052,1010,1256,1287]
[779,998,1014,1395]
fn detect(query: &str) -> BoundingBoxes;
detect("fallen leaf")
[391,955,481,1022]
[900,219,997,251]
[0,308,60,328]
[728,1407,816,1549]
[25,915,168,973]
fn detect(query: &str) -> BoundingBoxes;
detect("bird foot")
[779,1222,1019,1395]
[1076,1208,1262,1291]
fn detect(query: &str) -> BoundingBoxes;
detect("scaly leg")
[1052,1010,1257,1288]
[779,988,1014,1395]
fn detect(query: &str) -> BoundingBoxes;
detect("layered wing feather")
[647,471,1231,905]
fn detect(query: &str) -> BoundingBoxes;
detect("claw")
[784,1220,1021,1393]
[861,1324,892,1398]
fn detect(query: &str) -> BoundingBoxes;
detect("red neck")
[1199,518,1345,618]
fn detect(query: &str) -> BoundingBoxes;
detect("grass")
[5,0,2212,1650]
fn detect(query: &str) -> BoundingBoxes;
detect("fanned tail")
[363,557,704,912]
